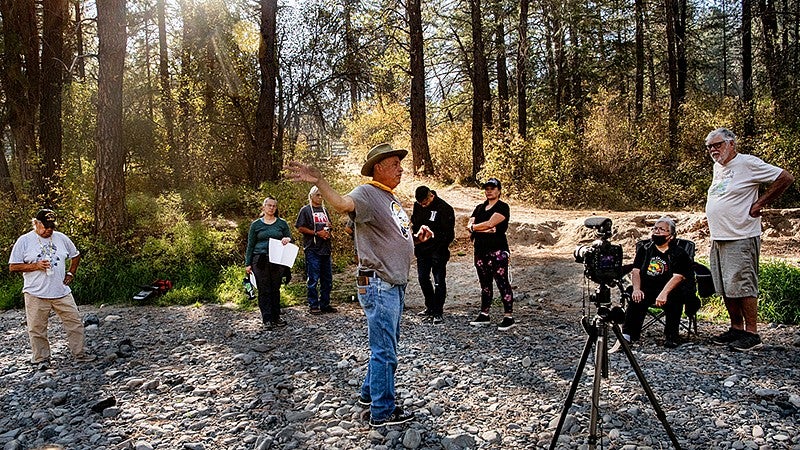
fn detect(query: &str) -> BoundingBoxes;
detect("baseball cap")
[482,178,502,189]
[35,209,57,229]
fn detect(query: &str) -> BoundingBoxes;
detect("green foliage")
[428,121,472,184]
[343,100,411,160]
[758,259,800,325]
[699,259,800,325]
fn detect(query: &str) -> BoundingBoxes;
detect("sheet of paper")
[269,238,299,267]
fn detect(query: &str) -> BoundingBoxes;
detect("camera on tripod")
[574,217,624,288]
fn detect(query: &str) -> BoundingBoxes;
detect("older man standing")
[9,209,96,367]
[288,143,432,427]
[705,127,794,351]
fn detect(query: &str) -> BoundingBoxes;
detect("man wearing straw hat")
[288,143,432,427]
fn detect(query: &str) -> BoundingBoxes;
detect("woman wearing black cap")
[467,178,515,330]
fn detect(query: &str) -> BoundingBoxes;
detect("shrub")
[758,259,800,325]
[700,258,800,325]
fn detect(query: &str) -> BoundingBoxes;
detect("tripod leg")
[588,322,608,449]
[548,328,597,450]
[611,324,683,449]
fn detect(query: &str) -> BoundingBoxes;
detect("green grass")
[699,258,800,325]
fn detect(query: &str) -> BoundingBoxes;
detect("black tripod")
[549,285,682,450]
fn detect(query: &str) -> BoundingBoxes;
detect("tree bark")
[41,0,68,203]
[742,0,755,137]
[470,0,490,179]
[0,111,17,201]
[494,0,510,131]
[665,0,679,156]
[517,0,528,137]
[0,0,43,197]
[157,0,180,186]
[634,0,644,121]
[254,0,278,185]
[409,0,434,175]
[95,0,128,240]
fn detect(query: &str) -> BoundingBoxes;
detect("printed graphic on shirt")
[646,256,668,277]
[429,210,438,221]
[391,201,411,239]
[37,239,61,269]
[708,167,734,197]
[313,211,328,225]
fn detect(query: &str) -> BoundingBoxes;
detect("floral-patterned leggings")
[475,249,514,314]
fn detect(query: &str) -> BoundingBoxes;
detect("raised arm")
[287,161,355,213]
[750,169,795,217]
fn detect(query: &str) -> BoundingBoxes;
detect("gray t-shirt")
[348,184,414,285]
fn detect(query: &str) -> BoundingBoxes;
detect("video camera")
[574,217,624,287]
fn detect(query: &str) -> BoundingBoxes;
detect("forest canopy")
[0,0,798,234]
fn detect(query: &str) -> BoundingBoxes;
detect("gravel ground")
[1,292,799,450]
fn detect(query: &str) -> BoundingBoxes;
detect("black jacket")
[410,192,455,258]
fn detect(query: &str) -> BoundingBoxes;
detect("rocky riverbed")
[1,295,799,450]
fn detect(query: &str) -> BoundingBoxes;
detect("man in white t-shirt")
[8,209,96,366]
[704,128,794,351]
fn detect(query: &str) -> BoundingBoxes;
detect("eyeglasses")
[705,140,726,150]
[651,226,670,233]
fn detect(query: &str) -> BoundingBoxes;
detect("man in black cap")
[8,209,95,367]
[411,186,455,324]
[288,143,432,428]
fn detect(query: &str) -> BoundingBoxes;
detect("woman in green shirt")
[246,196,292,327]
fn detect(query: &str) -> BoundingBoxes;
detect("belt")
[357,270,376,278]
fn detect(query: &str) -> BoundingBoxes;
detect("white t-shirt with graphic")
[706,154,783,240]
[9,230,80,298]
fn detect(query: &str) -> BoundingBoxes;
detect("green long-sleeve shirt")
[245,217,292,266]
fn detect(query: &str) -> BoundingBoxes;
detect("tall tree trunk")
[74,1,86,80]
[254,0,278,186]
[408,0,434,175]
[179,0,192,181]
[95,0,128,240]
[758,0,791,121]
[634,0,644,121]
[676,0,688,108]
[0,0,44,197]
[665,0,679,157]
[742,0,755,138]
[469,0,490,179]
[517,0,528,137]
[344,0,359,113]
[568,13,584,132]
[494,1,510,131]
[0,113,17,201]
[722,0,729,97]
[41,0,67,204]
[157,0,179,186]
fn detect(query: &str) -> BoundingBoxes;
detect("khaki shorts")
[709,237,760,298]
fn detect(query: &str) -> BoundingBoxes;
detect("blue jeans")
[305,251,332,309]
[357,276,405,421]
[416,252,448,315]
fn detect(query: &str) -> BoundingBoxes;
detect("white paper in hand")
[268,238,299,267]
[249,272,258,290]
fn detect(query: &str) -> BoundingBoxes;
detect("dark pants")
[475,250,514,314]
[252,254,284,324]
[305,250,333,309]
[622,289,684,341]
[416,251,449,315]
